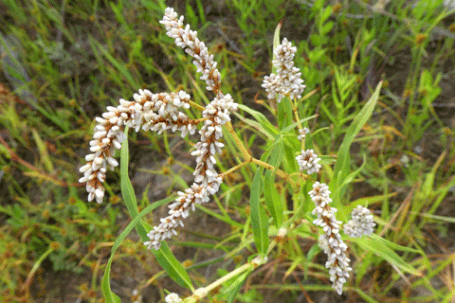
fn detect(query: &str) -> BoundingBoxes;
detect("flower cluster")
[79,90,197,203]
[143,8,238,250]
[262,38,305,102]
[80,7,237,250]
[309,182,352,295]
[343,206,376,238]
[77,6,376,298]
[296,149,321,174]
[165,293,182,303]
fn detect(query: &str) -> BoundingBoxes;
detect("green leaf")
[352,234,417,274]
[152,241,195,290]
[236,104,278,139]
[366,234,419,254]
[347,193,397,213]
[226,271,250,303]
[417,213,455,224]
[120,127,148,240]
[330,82,382,206]
[102,197,172,302]
[120,128,192,289]
[272,20,282,74]
[250,170,269,255]
[264,145,284,228]
[277,97,293,128]
[279,115,318,133]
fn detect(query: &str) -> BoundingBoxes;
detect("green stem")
[22,245,56,291]
[183,255,267,303]
[225,121,252,160]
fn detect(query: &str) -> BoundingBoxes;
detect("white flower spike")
[262,38,306,102]
[344,205,376,238]
[309,182,352,295]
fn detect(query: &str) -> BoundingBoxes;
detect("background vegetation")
[0,0,454,302]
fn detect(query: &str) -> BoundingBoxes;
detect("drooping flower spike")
[309,182,352,295]
[143,8,238,250]
[79,7,238,251]
[160,7,222,94]
[144,93,237,250]
[79,90,197,203]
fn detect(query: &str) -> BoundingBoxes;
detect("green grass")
[1,0,455,302]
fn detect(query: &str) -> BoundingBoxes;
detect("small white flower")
[296,149,321,174]
[165,292,182,303]
[277,227,287,238]
[400,154,410,167]
[297,127,310,141]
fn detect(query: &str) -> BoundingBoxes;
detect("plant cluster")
[1,0,455,302]
[79,6,383,300]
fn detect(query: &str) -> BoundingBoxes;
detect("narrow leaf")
[352,235,417,274]
[120,127,148,240]
[226,271,250,303]
[330,82,382,205]
[152,242,194,290]
[272,20,282,74]
[264,145,284,228]
[250,170,269,255]
[237,104,278,139]
[102,197,172,302]
[31,129,54,173]
[120,128,193,290]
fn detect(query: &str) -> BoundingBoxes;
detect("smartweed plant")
[78,6,412,302]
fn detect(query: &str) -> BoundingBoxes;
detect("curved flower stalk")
[309,182,352,295]
[144,8,238,250]
[79,90,197,203]
[160,7,222,94]
[344,206,376,238]
[262,38,306,102]
[145,94,237,250]
[80,7,238,250]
